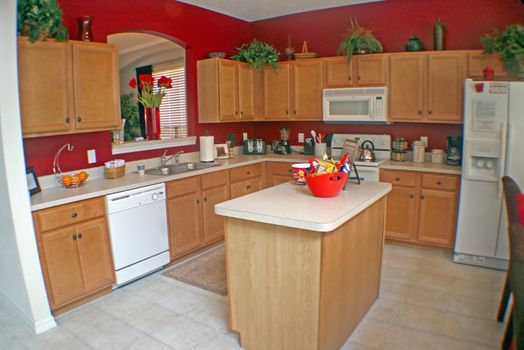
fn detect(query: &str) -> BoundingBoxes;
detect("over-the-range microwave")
[322,87,388,123]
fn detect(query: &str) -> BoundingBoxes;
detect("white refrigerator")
[454,80,524,270]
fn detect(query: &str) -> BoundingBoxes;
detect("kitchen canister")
[431,149,445,163]
[412,141,425,163]
[199,135,215,162]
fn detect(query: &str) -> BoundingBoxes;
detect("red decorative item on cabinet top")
[483,66,495,81]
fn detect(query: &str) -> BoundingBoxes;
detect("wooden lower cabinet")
[266,161,294,187]
[380,169,459,248]
[167,171,230,259]
[33,198,115,312]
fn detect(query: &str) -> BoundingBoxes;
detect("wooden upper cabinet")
[354,55,388,86]
[389,53,425,121]
[427,52,466,122]
[71,42,120,130]
[18,38,121,137]
[324,57,353,88]
[18,39,72,135]
[217,59,238,121]
[292,60,323,120]
[237,63,255,120]
[467,51,507,79]
[263,64,291,119]
[389,52,465,123]
[198,58,256,123]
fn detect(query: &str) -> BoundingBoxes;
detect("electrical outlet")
[420,136,428,147]
[298,133,304,143]
[87,149,96,164]
[243,132,248,141]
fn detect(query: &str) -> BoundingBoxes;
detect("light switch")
[87,149,96,164]
[298,133,304,143]
[243,132,248,141]
[420,136,428,147]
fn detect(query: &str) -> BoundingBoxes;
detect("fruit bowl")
[58,171,89,188]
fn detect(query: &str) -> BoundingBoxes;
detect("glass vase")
[77,16,94,42]
[144,107,161,140]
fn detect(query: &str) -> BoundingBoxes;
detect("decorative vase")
[77,16,94,42]
[405,34,424,51]
[144,107,161,140]
[434,18,446,50]
[284,35,295,60]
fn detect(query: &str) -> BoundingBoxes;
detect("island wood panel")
[226,218,322,350]
[318,198,385,350]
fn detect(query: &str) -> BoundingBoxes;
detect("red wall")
[23,0,254,175]
[23,0,522,175]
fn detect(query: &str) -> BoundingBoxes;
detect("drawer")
[34,197,105,232]
[167,176,200,198]
[270,162,294,176]
[422,174,458,191]
[230,177,263,199]
[380,170,416,187]
[201,170,228,190]
[230,163,263,183]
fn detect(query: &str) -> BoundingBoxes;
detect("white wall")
[0,0,56,333]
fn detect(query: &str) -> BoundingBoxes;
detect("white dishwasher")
[106,183,169,287]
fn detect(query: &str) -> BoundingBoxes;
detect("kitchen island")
[215,181,391,350]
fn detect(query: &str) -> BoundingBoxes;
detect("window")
[153,66,188,139]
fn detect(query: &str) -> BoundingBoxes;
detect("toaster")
[243,139,266,154]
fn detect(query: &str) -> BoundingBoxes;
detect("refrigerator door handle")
[498,122,508,199]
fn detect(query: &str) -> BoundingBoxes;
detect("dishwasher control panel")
[106,183,166,214]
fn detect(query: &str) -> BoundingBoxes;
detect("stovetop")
[331,134,391,167]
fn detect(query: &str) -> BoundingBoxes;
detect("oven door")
[323,95,373,122]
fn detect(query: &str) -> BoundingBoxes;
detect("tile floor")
[0,242,509,350]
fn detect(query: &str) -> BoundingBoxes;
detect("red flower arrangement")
[128,74,172,108]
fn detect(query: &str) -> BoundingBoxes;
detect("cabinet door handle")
[348,76,352,81]
[204,197,207,202]
[288,169,293,173]
[421,194,425,200]
[409,194,414,199]
[247,171,250,175]
[78,233,82,240]
[65,116,70,124]
[285,110,289,115]
[294,110,297,115]
[196,199,200,204]
[395,177,400,181]
[246,185,251,190]
[72,233,77,241]
[358,76,361,80]
[235,111,238,116]
[77,116,82,123]
[240,111,243,115]
[436,181,442,185]
[418,110,422,115]
[428,110,432,115]
[71,212,78,218]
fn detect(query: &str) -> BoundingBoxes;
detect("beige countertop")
[380,160,462,175]
[30,153,311,211]
[215,181,391,232]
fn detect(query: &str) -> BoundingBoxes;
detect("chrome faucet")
[160,150,184,167]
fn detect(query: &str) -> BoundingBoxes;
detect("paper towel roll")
[200,136,215,162]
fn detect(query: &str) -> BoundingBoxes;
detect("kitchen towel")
[200,135,215,162]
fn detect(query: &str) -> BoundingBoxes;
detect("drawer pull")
[418,110,422,115]
[348,76,352,81]
[421,194,425,200]
[77,116,82,123]
[247,171,250,175]
[72,233,77,241]
[358,76,361,80]
[428,110,432,115]
[71,212,78,218]
[288,169,292,173]
[436,181,442,185]
[204,197,207,202]
[395,177,400,181]
[196,199,200,204]
[64,116,70,124]
[409,194,414,199]
[246,185,251,190]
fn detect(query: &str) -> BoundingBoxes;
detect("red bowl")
[305,172,348,198]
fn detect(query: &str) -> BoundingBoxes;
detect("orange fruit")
[62,175,72,186]
[79,171,88,181]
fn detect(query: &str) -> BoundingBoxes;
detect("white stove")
[331,134,391,182]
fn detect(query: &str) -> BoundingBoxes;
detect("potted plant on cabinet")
[17,0,68,42]
[337,19,383,62]
[481,24,524,80]
[231,39,280,69]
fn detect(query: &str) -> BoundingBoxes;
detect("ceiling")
[175,0,383,21]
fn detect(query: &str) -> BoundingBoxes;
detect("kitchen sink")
[144,162,220,176]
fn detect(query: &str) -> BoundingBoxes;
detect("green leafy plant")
[17,0,68,43]
[337,19,383,62]
[481,24,524,79]
[120,93,140,141]
[231,39,280,69]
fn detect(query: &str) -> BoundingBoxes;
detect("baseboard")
[0,288,56,334]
